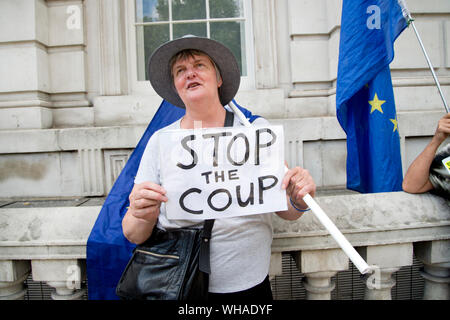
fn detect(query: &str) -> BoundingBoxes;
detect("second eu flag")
[336,0,408,193]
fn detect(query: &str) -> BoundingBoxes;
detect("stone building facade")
[1,0,449,198]
[0,0,449,300]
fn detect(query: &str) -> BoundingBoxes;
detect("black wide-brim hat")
[148,35,241,108]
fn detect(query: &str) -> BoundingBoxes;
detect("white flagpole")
[228,100,373,274]
[398,0,449,113]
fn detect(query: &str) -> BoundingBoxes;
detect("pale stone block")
[303,140,347,188]
[0,151,82,198]
[52,107,94,128]
[296,249,349,273]
[84,0,101,98]
[273,117,346,142]
[325,0,342,32]
[398,110,444,136]
[49,50,86,93]
[235,88,285,119]
[406,0,450,13]
[37,46,51,92]
[291,39,329,83]
[0,44,50,92]
[0,129,59,154]
[0,0,48,43]
[302,142,322,187]
[252,0,277,89]
[285,96,329,118]
[391,20,442,69]
[0,107,52,129]
[321,116,345,140]
[0,0,37,42]
[55,125,144,151]
[328,30,340,81]
[0,206,99,250]
[394,85,450,112]
[31,259,85,283]
[0,45,49,92]
[35,0,49,45]
[93,95,162,126]
[289,0,328,35]
[0,261,30,282]
[48,2,84,46]
[274,0,293,90]
[361,243,413,269]
[414,240,450,265]
[327,93,337,115]
[321,140,346,187]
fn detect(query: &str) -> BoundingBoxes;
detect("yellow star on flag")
[390,118,398,132]
[369,93,385,114]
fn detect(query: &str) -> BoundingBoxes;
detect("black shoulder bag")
[115,111,234,300]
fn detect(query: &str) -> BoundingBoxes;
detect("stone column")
[364,266,400,300]
[302,271,337,300]
[252,0,278,89]
[31,259,86,300]
[0,260,31,300]
[294,248,349,300]
[414,240,450,300]
[98,0,128,95]
[359,243,413,300]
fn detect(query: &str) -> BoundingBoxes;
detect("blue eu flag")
[336,0,407,193]
[86,99,259,299]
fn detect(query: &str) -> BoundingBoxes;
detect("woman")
[122,36,316,300]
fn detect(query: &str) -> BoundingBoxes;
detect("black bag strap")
[224,109,234,127]
[198,110,234,274]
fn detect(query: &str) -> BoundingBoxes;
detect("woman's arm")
[402,112,450,193]
[122,181,168,244]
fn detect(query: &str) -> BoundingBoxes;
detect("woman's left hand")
[281,166,316,207]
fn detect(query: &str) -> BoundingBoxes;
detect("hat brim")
[148,36,241,108]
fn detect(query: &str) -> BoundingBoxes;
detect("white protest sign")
[159,125,287,220]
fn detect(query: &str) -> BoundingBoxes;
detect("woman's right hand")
[123,182,168,244]
[128,181,168,223]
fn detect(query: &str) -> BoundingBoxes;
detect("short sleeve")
[134,131,161,185]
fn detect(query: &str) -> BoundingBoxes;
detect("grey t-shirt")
[134,114,274,293]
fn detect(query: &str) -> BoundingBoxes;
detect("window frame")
[126,0,255,95]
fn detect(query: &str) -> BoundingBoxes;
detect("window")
[131,0,254,92]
